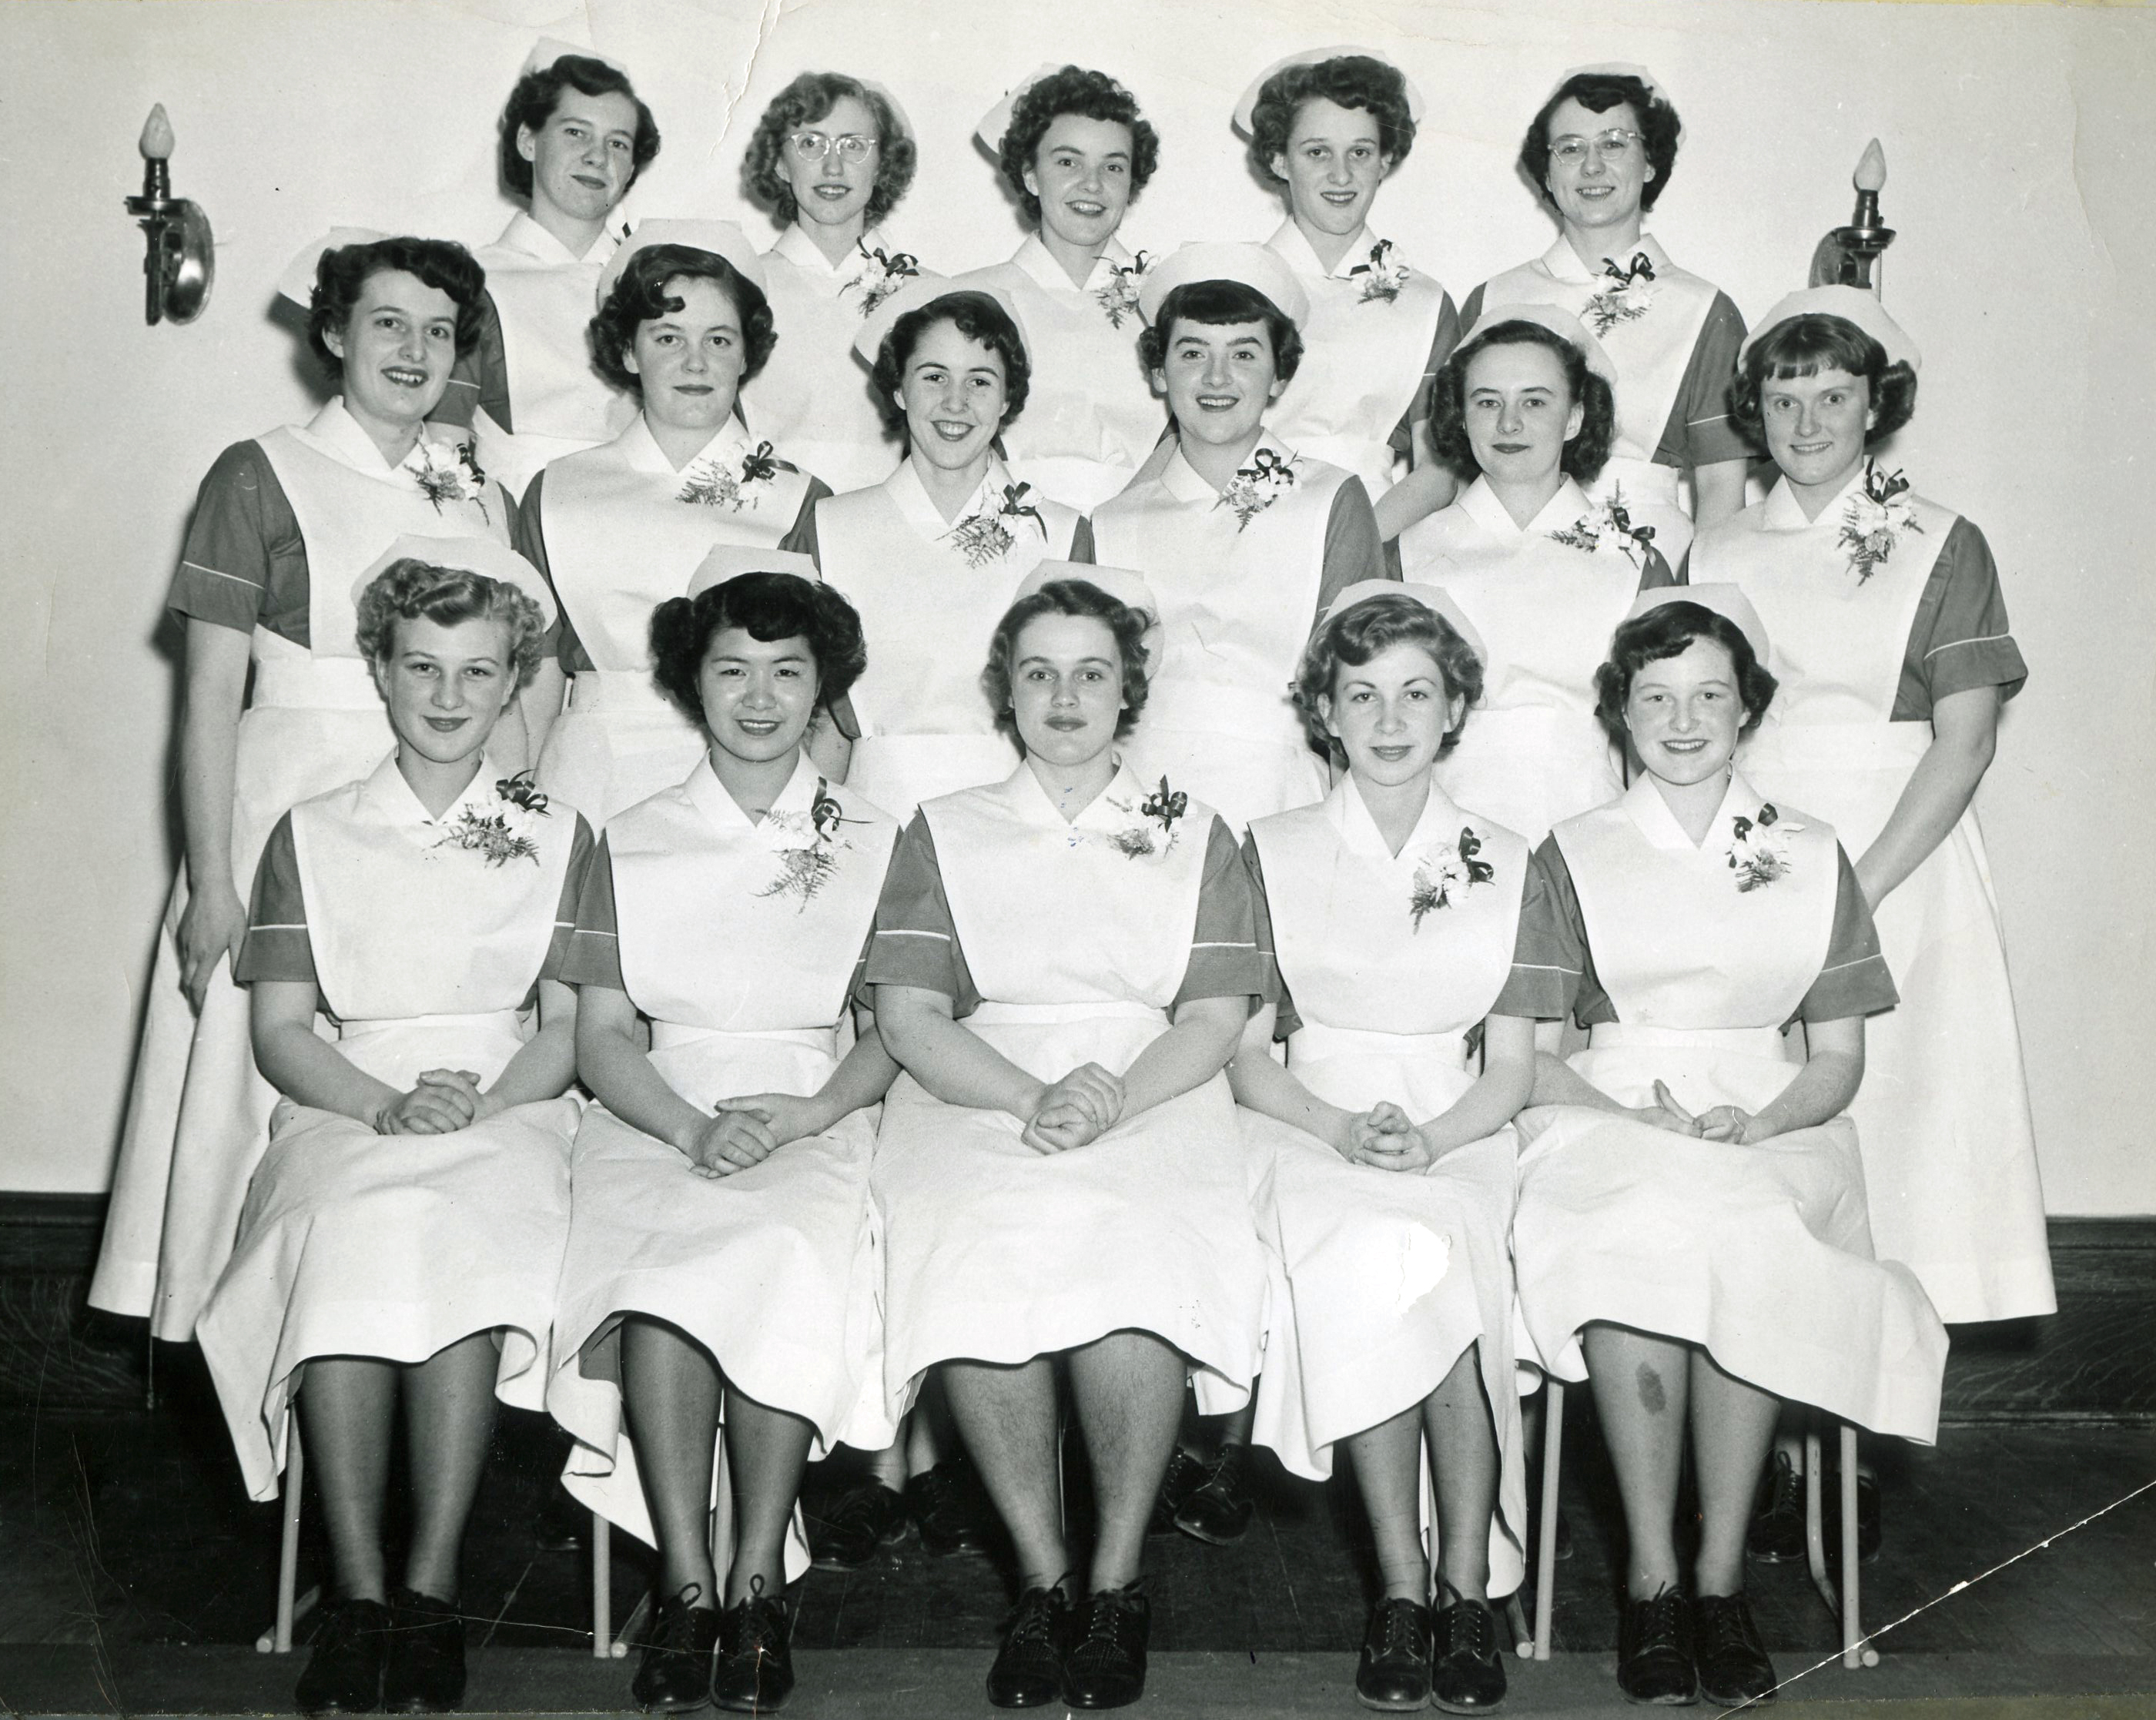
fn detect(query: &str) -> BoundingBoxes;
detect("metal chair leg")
[591,1508,611,1659]
[1839,1424,1875,1668]
[1531,1380,1564,1661]
[257,1404,320,1653]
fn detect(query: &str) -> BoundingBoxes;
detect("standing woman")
[740,72,926,494]
[91,234,520,1343]
[547,570,898,1714]
[1399,306,1676,843]
[519,222,827,823]
[958,65,1166,513]
[1693,287,2051,1325]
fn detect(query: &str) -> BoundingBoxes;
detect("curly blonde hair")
[354,558,548,690]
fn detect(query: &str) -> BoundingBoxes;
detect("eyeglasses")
[1549,129,1644,166]
[788,131,878,163]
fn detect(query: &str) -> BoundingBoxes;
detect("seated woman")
[518,221,827,823]
[195,543,587,1717]
[1398,304,1676,842]
[1512,590,1947,1708]
[547,569,897,1715]
[1234,584,1539,1715]
[868,572,1269,1712]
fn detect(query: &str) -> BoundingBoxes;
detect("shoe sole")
[1699,1681,1776,1707]
[637,1692,714,1714]
[1171,1515,1253,1547]
[1434,1699,1505,1716]
[1619,1689,1698,1707]
[1355,1688,1431,1712]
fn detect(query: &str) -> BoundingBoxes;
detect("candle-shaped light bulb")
[139,104,175,162]
[1853,139,1886,195]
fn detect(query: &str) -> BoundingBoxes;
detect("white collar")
[1268,218,1379,283]
[301,398,417,477]
[1331,772,1468,865]
[1622,766,1759,854]
[498,209,617,268]
[683,749,822,838]
[1759,464,1868,534]
[884,454,1010,542]
[1542,229,1669,286]
[619,412,755,477]
[771,220,886,279]
[1012,231,1133,296]
[1159,430,1294,506]
[359,750,507,839]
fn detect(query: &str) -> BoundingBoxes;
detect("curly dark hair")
[648,571,866,722]
[1137,280,1304,387]
[869,291,1032,437]
[1593,601,1777,747]
[306,237,488,376]
[981,579,1153,751]
[498,55,660,201]
[1293,593,1484,759]
[1428,320,1618,484]
[1731,313,1919,453]
[355,557,548,690]
[1247,55,1416,183]
[1520,72,1681,213]
[744,72,916,229]
[997,65,1160,225]
[588,245,778,396]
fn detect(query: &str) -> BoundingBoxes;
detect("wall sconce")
[1808,139,1896,294]
[126,105,215,326]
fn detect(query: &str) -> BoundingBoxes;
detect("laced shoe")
[1062,1582,1152,1710]
[1354,1596,1432,1712]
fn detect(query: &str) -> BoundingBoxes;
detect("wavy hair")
[498,55,660,200]
[1520,71,1680,212]
[982,579,1152,750]
[1731,313,1918,452]
[588,245,778,395]
[306,236,487,376]
[744,72,916,228]
[355,558,548,690]
[1593,601,1777,747]
[997,65,1160,224]
[1293,593,1483,758]
[1428,319,1617,484]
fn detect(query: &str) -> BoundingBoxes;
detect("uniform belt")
[1292,1022,1473,1068]
[1586,1022,1793,1060]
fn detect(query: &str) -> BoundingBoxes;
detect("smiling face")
[1321,640,1459,788]
[519,85,641,226]
[1542,97,1653,240]
[1757,365,1873,494]
[1026,113,1135,250]
[1625,635,1747,788]
[783,92,881,229]
[1153,316,1283,447]
[1009,611,1127,768]
[1273,96,1390,239]
[898,318,1009,473]
[376,612,517,768]
[697,627,819,765]
[325,269,460,430]
[627,275,748,435]
[1461,339,1583,487]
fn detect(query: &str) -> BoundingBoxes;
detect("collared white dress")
[517,414,826,823]
[195,754,591,1501]
[547,756,899,1558]
[1513,771,1948,1443]
[865,765,1270,1427]
[1243,778,1544,1595]
[1691,469,2051,1322]
[954,235,1164,513]
[92,400,515,1341]
[1399,475,1676,843]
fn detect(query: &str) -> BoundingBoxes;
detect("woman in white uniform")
[1235,584,1539,1715]
[92,236,521,1344]
[1399,304,1676,843]
[196,548,585,1717]
[740,72,927,494]
[956,65,1165,512]
[869,573,1269,1712]
[517,222,828,823]
[548,570,896,1715]
[1513,591,1947,1708]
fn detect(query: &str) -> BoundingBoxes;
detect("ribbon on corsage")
[1348,238,1411,306]
[1837,460,1922,585]
[1726,801,1801,893]
[407,438,490,526]
[758,778,865,910]
[850,242,920,317]
[1217,448,1298,531]
[1098,775,1188,860]
[678,440,782,511]
[1548,484,1659,569]
[1093,251,1150,329]
[430,770,548,867]
[944,481,1047,569]
[1408,826,1495,930]
[1583,250,1657,336]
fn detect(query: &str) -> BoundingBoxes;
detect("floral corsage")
[1548,484,1659,568]
[409,438,490,525]
[430,770,547,867]
[1726,802,1802,893]
[759,778,865,909]
[1100,776,1188,860]
[1408,827,1495,930]
[1583,251,1657,336]
[944,482,1046,569]
[1837,461,1923,585]
[850,242,919,317]
[1217,448,1298,531]
[1093,251,1150,328]
[678,440,781,510]
[1349,238,1411,306]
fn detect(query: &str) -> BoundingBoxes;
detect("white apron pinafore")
[195,755,581,1501]
[1513,773,1948,1442]
[548,758,899,1566]
[815,457,1079,822]
[1694,473,2053,1321]
[1245,779,1531,1595]
[93,400,512,1340]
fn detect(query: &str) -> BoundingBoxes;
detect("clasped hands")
[1337,1100,1443,1172]
[1633,1079,1756,1144]
[1020,1063,1125,1153]
[681,1091,828,1178]
[374,1069,499,1135]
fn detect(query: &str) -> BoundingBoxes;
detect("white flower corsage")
[1548,484,1659,569]
[408,438,490,526]
[1216,448,1298,531]
[1726,802,1802,893]
[677,440,782,511]
[430,770,547,867]
[1349,238,1411,306]
[1837,462,1923,585]
[943,482,1046,570]
[849,242,920,317]
[1582,251,1658,336]
[1408,826,1495,930]
[1093,251,1150,329]
[1096,776,1188,860]
[758,779,865,910]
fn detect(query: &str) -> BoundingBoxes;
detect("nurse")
[1694,286,2051,1327]
[957,64,1166,512]
[465,42,660,498]
[195,547,585,1718]
[91,235,521,1344]
[1235,584,1537,1715]
[868,571,1269,1712]
[740,71,927,494]
[517,220,827,823]
[1237,47,1459,533]
[1398,305,1676,842]
[1512,590,1947,1708]
[548,569,896,1715]
[1092,243,1388,832]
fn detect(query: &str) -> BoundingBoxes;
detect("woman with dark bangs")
[739,70,930,494]
[515,223,829,825]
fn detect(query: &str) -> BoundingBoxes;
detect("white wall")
[2,0,2151,1212]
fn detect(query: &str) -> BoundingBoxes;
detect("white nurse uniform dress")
[92,402,515,1341]
[195,755,592,1501]
[1691,465,2052,1322]
[865,765,1270,1426]
[547,756,899,1557]
[517,416,826,823]
[1398,474,1676,842]
[1513,771,1948,1443]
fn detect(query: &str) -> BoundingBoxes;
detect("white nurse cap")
[595,219,767,308]
[1318,579,1488,671]
[1625,584,1770,664]
[687,544,820,601]
[1136,242,1309,330]
[976,63,1066,153]
[1014,561,1165,678]
[1548,62,1666,104]
[1739,286,1920,373]
[276,227,390,309]
[522,38,633,79]
[350,534,557,630]
[1232,46,1426,140]
[1463,302,1619,384]
[851,275,1025,367]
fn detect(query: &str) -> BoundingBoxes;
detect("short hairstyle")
[1247,54,1418,182]
[306,236,488,376]
[1731,313,1920,450]
[1593,601,1778,746]
[997,65,1160,225]
[1428,319,1619,484]
[1137,280,1305,386]
[981,579,1153,751]
[648,571,867,720]
[588,245,778,396]
[1520,71,1681,212]
[498,55,660,201]
[744,72,916,228]
[355,557,548,690]
[1293,594,1485,758]
[869,291,1032,437]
